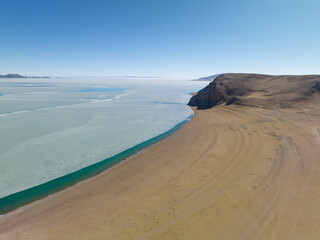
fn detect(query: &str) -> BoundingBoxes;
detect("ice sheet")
[0,78,207,198]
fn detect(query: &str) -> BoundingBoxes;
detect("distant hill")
[197,74,223,81]
[0,74,50,78]
[189,73,320,109]
[0,74,27,78]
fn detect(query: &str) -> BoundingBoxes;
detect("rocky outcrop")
[188,73,320,109]
[312,81,320,93]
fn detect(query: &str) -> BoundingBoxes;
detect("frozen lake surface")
[0,77,207,199]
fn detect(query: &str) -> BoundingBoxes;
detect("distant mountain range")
[0,74,50,78]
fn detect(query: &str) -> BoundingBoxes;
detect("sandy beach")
[1,74,320,240]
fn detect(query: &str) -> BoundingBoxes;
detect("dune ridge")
[1,74,320,240]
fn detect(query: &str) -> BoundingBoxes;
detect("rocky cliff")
[188,73,320,109]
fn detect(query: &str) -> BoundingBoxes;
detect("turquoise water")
[67,87,127,92]
[0,117,190,214]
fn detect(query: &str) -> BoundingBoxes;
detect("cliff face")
[188,73,320,109]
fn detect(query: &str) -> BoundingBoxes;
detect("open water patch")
[67,87,127,92]
[152,101,183,105]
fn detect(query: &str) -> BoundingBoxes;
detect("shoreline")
[1,100,320,239]
[0,114,194,215]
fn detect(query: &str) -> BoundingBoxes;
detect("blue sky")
[0,0,319,78]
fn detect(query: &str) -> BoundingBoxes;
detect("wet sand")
[1,93,320,239]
